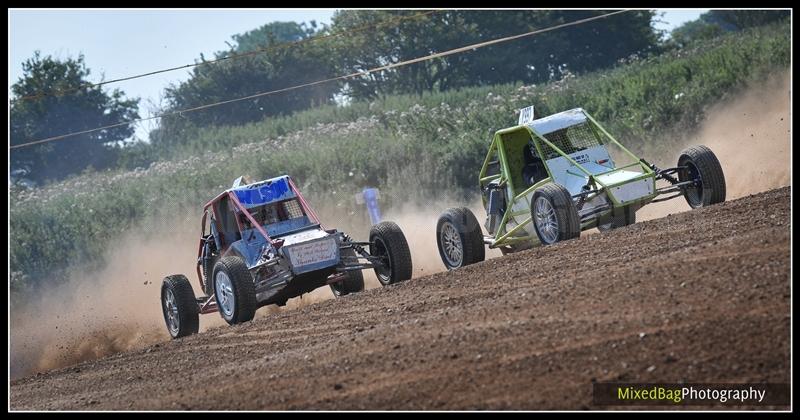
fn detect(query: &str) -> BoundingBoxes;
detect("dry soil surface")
[10,187,791,410]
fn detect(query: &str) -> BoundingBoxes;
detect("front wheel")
[369,221,413,286]
[436,207,485,269]
[212,256,257,325]
[678,145,726,208]
[330,248,365,297]
[531,183,581,245]
[161,274,199,339]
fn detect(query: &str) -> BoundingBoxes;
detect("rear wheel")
[330,248,365,297]
[531,183,581,245]
[678,145,726,208]
[161,274,199,339]
[597,206,636,232]
[436,207,486,269]
[212,256,257,325]
[370,221,413,285]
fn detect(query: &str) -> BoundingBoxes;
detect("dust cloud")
[637,71,791,221]
[9,197,492,378]
[380,200,503,279]
[273,198,498,310]
[10,72,790,379]
[9,217,208,379]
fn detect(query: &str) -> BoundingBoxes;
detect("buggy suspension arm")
[640,158,695,186]
[340,233,372,256]
[339,235,385,266]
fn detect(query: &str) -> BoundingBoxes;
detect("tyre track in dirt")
[10,187,791,410]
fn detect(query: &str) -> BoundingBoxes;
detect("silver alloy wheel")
[534,196,559,244]
[440,221,463,267]
[164,288,179,335]
[215,271,235,318]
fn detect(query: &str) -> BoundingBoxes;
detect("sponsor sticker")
[288,239,338,268]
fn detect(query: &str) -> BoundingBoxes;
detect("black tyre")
[161,274,200,339]
[531,183,581,245]
[597,206,636,232]
[212,255,257,325]
[369,221,413,285]
[330,248,365,297]
[436,207,486,269]
[678,145,726,209]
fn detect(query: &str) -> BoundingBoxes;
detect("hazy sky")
[8,9,707,141]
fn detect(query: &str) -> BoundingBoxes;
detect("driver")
[521,143,547,187]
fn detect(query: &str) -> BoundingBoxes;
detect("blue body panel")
[266,216,313,237]
[232,176,295,209]
[229,239,267,269]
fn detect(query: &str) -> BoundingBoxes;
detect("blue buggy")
[160,175,412,338]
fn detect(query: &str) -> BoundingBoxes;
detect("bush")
[9,21,790,293]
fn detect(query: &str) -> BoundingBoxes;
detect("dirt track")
[10,187,791,410]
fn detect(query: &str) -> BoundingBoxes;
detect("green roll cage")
[478,109,657,249]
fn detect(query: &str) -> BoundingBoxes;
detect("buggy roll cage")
[477,109,662,248]
[201,176,322,248]
[195,176,324,298]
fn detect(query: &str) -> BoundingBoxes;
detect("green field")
[9,22,790,297]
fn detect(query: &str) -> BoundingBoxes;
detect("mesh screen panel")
[539,123,602,160]
[282,199,305,219]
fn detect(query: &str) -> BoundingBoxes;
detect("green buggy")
[436,107,726,269]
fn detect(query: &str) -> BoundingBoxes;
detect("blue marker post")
[356,187,382,225]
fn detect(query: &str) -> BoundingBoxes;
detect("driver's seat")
[521,143,548,187]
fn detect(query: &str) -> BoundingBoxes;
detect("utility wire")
[10,10,630,150]
[9,10,440,103]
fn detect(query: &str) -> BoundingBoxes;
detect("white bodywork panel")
[527,108,587,135]
[281,229,341,275]
[285,237,338,267]
[545,145,616,196]
[279,227,330,247]
[606,177,655,204]
[594,169,642,185]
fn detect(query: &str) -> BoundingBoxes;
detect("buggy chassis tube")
[198,295,218,315]
[194,176,325,311]
[479,110,660,249]
[287,176,323,228]
[195,211,208,292]
[228,191,277,246]
[478,135,540,247]
[337,264,379,271]
[531,130,657,208]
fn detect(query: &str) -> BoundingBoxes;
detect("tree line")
[9,9,789,185]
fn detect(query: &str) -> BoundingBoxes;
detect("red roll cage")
[194,176,323,301]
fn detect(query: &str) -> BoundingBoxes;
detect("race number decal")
[572,153,590,164]
[518,106,535,125]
